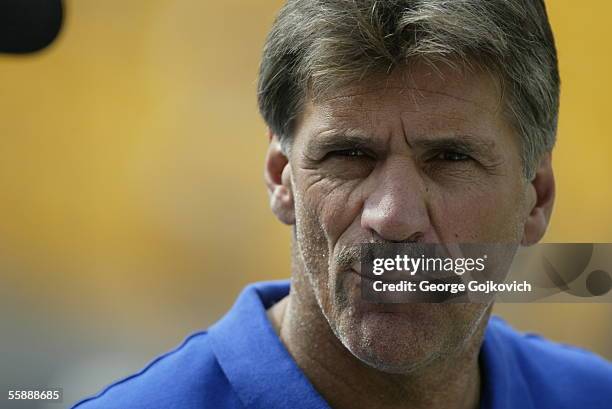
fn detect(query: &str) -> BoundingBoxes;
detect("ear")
[521,152,555,246]
[264,131,295,225]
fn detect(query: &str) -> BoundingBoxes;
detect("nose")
[361,159,431,242]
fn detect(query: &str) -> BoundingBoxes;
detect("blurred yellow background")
[0,0,610,406]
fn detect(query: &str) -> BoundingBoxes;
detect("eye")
[328,148,368,158]
[319,147,376,179]
[432,151,472,162]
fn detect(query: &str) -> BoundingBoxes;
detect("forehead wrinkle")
[322,88,500,130]
[317,81,501,116]
[405,86,500,114]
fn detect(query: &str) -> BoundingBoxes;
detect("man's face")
[286,62,532,373]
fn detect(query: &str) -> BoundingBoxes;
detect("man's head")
[260,0,558,373]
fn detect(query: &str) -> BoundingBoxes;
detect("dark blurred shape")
[586,270,612,297]
[0,0,63,54]
[539,243,594,289]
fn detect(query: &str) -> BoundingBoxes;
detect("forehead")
[299,61,507,139]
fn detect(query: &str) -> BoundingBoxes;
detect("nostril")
[367,231,424,244]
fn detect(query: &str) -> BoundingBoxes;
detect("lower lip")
[350,268,370,279]
[349,269,379,286]
[347,269,430,313]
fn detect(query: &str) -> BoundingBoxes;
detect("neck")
[268,255,488,409]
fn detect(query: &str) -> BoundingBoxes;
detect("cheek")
[292,174,365,308]
[297,173,365,245]
[432,178,527,241]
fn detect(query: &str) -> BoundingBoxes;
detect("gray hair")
[257,0,560,179]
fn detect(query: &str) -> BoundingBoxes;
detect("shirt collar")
[208,280,330,409]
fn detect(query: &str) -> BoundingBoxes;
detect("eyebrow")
[305,131,501,161]
[305,132,374,155]
[410,134,499,159]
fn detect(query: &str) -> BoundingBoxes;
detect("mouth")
[349,267,374,282]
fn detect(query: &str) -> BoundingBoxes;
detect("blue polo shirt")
[72,280,612,409]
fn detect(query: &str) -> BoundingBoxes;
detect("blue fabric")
[72,280,612,409]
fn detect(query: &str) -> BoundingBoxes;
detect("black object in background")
[0,0,63,54]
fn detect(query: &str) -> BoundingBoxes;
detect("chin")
[340,307,446,373]
[332,301,486,374]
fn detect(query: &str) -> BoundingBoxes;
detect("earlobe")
[521,153,555,246]
[264,133,295,225]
